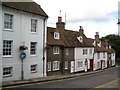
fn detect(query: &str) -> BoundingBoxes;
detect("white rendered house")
[1,2,48,82]
[91,32,109,70]
[74,26,94,73]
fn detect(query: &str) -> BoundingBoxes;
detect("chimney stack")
[95,32,99,39]
[58,16,62,22]
[95,32,100,44]
[79,26,84,34]
[56,16,65,30]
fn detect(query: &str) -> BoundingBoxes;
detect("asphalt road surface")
[3,67,120,89]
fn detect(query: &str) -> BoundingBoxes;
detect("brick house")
[46,17,94,76]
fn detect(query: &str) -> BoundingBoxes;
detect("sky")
[33,0,119,38]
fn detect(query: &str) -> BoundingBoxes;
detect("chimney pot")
[96,32,99,35]
[80,26,83,30]
[58,16,62,22]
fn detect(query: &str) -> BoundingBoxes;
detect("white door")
[71,61,74,73]
[85,65,87,72]
[85,59,88,72]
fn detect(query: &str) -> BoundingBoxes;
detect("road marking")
[95,78,120,88]
[3,67,118,89]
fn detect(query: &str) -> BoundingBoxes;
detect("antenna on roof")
[60,10,61,17]
[65,13,66,24]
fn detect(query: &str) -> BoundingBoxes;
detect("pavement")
[2,66,119,87]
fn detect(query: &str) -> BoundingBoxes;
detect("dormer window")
[109,45,111,49]
[97,42,101,47]
[77,36,83,43]
[106,46,108,49]
[54,32,60,39]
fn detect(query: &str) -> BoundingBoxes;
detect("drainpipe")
[43,17,48,77]
[0,2,3,87]
[93,50,95,71]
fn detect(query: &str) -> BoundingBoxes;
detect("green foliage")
[100,34,120,60]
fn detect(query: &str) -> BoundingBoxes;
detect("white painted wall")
[2,6,47,81]
[0,2,3,87]
[93,52,107,70]
[111,53,115,66]
[118,24,120,35]
[74,47,94,72]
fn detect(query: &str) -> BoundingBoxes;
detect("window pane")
[30,42,37,55]
[4,14,13,29]
[3,40,12,56]
[31,19,37,32]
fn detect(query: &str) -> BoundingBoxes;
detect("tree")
[100,34,120,60]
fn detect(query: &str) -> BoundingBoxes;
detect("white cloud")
[34,0,119,38]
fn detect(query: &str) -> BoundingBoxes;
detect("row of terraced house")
[0,2,115,82]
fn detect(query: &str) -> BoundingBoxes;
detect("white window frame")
[103,61,105,67]
[97,52,100,59]
[30,42,37,56]
[3,40,13,57]
[47,62,51,71]
[113,53,115,56]
[103,52,105,58]
[3,67,12,77]
[109,45,111,49]
[65,48,69,55]
[65,61,68,69]
[83,49,87,55]
[53,46,59,54]
[97,62,100,69]
[31,64,37,73]
[89,49,92,55]
[31,19,38,33]
[77,36,83,43]
[78,61,83,68]
[4,13,13,30]
[53,61,59,71]
[54,32,60,39]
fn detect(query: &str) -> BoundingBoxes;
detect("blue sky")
[34,0,119,38]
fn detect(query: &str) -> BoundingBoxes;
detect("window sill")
[47,70,51,72]
[30,55,37,57]
[54,53,59,55]
[4,29,13,32]
[31,32,38,35]
[31,71,37,74]
[53,69,59,71]
[3,75,12,78]
[2,56,13,58]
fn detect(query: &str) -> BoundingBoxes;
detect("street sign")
[20,52,26,60]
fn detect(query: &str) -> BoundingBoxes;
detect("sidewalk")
[2,66,119,87]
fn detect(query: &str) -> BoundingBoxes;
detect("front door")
[90,59,93,71]
[71,61,74,73]
[101,60,103,69]
[85,59,88,72]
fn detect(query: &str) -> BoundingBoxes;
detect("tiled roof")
[47,27,64,46]
[47,27,94,47]
[2,2,48,17]
[89,38,107,52]
[89,38,115,53]
[102,41,116,53]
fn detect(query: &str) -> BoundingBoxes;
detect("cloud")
[34,0,119,37]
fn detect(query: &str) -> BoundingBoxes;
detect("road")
[3,67,120,89]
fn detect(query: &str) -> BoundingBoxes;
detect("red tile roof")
[47,27,94,47]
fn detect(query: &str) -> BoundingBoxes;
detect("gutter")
[42,17,48,77]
